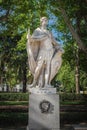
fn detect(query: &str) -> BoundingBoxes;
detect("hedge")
[59,92,87,101]
[0,92,29,101]
[0,92,87,101]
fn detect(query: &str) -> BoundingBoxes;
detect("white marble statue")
[27,17,63,88]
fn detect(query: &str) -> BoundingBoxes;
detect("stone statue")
[27,17,63,88]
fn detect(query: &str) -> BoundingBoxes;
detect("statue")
[27,17,63,88]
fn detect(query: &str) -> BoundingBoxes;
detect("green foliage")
[80,70,87,91]
[0,0,49,91]
[17,33,27,51]
[48,0,87,93]
[0,93,29,101]
[59,0,87,46]
[56,62,75,92]
[0,0,87,93]
[0,92,87,103]
[56,39,87,93]
[0,112,28,127]
[60,93,87,102]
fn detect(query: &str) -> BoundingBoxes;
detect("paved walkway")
[0,124,87,130]
[62,124,87,130]
[73,124,87,130]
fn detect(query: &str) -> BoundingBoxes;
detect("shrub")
[0,92,87,102]
[59,93,87,102]
[0,92,29,101]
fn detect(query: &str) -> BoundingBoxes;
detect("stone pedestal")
[27,87,60,130]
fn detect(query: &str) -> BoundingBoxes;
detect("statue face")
[41,17,48,26]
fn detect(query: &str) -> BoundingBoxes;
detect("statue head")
[40,17,48,26]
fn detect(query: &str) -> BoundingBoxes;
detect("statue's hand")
[54,45,60,50]
[54,45,64,54]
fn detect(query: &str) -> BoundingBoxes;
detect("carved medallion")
[39,100,51,113]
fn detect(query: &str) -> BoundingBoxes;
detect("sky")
[48,15,63,45]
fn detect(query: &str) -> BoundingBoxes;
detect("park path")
[0,125,87,130]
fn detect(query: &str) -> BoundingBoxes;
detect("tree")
[56,62,75,93]
[48,0,87,51]
[48,0,87,93]
[0,0,87,93]
[0,0,48,92]
[58,0,87,51]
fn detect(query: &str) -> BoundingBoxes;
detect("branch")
[57,0,87,52]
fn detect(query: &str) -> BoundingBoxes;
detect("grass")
[0,112,28,127]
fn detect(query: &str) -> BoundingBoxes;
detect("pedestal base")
[27,87,60,130]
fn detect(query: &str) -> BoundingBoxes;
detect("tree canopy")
[0,0,87,93]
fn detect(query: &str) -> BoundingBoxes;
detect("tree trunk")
[75,47,80,94]
[57,1,86,51]
[22,66,27,93]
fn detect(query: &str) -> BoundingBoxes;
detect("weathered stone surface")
[27,90,60,130]
[28,87,57,94]
[26,17,63,88]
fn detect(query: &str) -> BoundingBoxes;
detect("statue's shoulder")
[32,27,41,36]
[34,27,41,32]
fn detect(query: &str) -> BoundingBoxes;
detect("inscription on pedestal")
[29,87,57,94]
